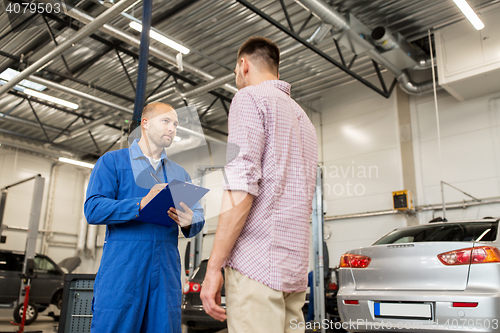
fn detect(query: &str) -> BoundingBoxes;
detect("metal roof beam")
[41,12,234,104]
[40,0,238,95]
[0,50,136,103]
[236,0,390,98]
[0,0,139,98]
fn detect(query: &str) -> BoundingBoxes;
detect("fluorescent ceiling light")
[59,157,94,169]
[129,21,190,55]
[0,68,46,91]
[453,0,484,30]
[24,89,79,110]
[174,136,181,142]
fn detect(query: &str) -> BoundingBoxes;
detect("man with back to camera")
[200,37,318,332]
[84,102,205,333]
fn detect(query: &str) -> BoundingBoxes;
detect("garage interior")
[1,0,500,332]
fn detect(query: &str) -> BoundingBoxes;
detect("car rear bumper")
[181,304,227,331]
[337,290,500,333]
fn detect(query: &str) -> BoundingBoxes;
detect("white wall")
[310,76,408,268]
[411,89,500,223]
[0,148,96,271]
[0,149,52,253]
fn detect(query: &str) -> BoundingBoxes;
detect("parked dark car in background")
[0,249,80,325]
[181,259,227,333]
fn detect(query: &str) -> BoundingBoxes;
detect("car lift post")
[312,166,326,332]
[0,175,45,330]
[18,175,45,307]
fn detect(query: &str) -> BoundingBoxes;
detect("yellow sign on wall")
[392,190,414,211]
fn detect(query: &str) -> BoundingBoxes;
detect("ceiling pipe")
[371,26,434,71]
[371,26,399,51]
[151,28,326,103]
[413,55,434,70]
[0,139,74,159]
[0,0,138,99]
[0,128,101,157]
[147,87,176,103]
[29,76,132,115]
[0,48,135,103]
[181,73,235,100]
[150,74,235,104]
[0,111,68,134]
[53,114,117,143]
[40,0,238,96]
[28,76,225,143]
[296,0,349,32]
[324,209,402,221]
[295,0,434,94]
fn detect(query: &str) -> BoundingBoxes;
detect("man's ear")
[141,118,148,130]
[242,57,250,76]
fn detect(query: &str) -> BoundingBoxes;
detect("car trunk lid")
[350,242,474,291]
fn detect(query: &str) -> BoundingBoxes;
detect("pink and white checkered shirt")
[222,80,318,292]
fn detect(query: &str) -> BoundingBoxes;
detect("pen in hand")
[150,172,161,183]
[141,174,167,210]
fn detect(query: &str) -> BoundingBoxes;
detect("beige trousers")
[224,267,306,333]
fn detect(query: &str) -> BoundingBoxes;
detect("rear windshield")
[374,222,498,245]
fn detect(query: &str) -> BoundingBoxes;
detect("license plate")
[374,302,432,319]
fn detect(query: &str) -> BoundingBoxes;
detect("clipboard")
[135,179,210,227]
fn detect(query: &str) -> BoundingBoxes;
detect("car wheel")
[52,290,63,309]
[13,302,38,325]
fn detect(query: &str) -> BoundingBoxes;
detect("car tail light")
[183,282,201,294]
[328,283,338,290]
[453,302,478,307]
[340,253,371,268]
[344,300,359,305]
[438,246,500,265]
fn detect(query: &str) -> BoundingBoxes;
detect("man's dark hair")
[237,37,280,75]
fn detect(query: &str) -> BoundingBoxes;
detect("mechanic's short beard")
[149,131,172,149]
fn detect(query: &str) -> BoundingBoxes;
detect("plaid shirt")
[222,80,318,292]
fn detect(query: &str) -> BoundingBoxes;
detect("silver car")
[337,218,500,333]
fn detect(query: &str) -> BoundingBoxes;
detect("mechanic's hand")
[200,267,226,321]
[140,183,167,210]
[168,202,193,228]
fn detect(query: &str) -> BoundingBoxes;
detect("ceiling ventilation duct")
[308,23,333,45]
[371,27,419,70]
[371,27,398,51]
[331,13,375,55]
[294,0,434,94]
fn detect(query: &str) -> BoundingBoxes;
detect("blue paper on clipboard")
[135,179,209,227]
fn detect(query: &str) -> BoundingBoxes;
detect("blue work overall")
[84,140,204,333]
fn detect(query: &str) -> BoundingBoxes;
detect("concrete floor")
[0,308,58,333]
[0,308,227,333]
